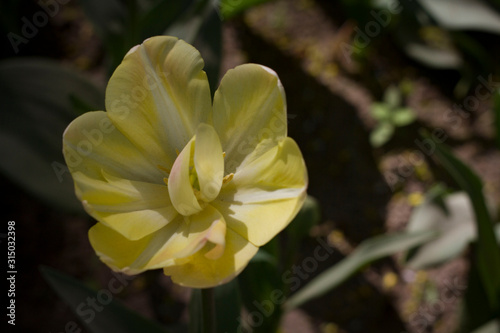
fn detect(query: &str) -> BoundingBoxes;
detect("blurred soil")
[4,0,500,332]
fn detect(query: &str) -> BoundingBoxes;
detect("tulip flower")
[63,36,307,288]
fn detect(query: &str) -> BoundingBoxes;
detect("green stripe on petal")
[194,124,224,202]
[63,111,164,184]
[106,36,212,169]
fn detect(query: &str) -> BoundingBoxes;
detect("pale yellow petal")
[63,111,164,183]
[106,36,212,168]
[194,124,223,202]
[74,171,176,240]
[146,205,227,268]
[88,222,156,275]
[163,229,258,288]
[213,64,287,173]
[89,218,188,274]
[168,138,202,216]
[212,137,308,246]
[232,137,307,188]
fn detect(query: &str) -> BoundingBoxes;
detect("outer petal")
[106,36,212,168]
[194,124,224,202]
[163,229,258,288]
[89,206,228,274]
[63,111,164,183]
[88,220,181,274]
[213,64,287,174]
[211,137,307,246]
[75,171,177,240]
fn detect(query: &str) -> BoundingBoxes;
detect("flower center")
[164,124,231,216]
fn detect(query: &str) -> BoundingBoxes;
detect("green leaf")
[371,103,391,121]
[189,281,242,333]
[461,258,500,331]
[471,319,500,333]
[383,85,401,109]
[406,192,498,269]
[0,59,104,213]
[40,266,168,333]
[79,0,128,71]
[370,122,395,147]
[494,90,500,150]
[164,1,222,94]
[404,41,463,69]
[428,132,500,309]
[214,279,242,333]
[285,196,321,256]
[165,0,213,43]
[189,289,203,333]
[137,0,195,41]
[239,249,284,332]
[392,107,416,126]
[284,230,436,310]
[417,0,500,34]
[218,0,273,19]
[192,6,222,96]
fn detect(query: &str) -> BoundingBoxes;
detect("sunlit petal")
[212,137,307,246]
[213,64,287,174]
[63,111,164,183]
[168,138,202,216]
[106,36,212,168]
[194,124,224,202]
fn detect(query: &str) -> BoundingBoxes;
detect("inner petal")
[167,138,203,216]
[194,124,224,202]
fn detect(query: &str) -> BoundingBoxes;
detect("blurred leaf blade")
[0,58,104,213]
[494,90,500,150]
[79,0,128,71]
[239,249,283,332]
[392,107,416,126]
[189,289,202,333]
[137,0,196,41]
[405,192,498,269]
[219,0,273,19]
[285,196,321,257]
[40,266,169,333]
[214,279,242,333]
[284,230,436,310]
[417,0,500,34]
[370,122,394,147]
[470,319,500,333]
[428,133,500,309]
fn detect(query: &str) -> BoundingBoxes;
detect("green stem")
[201,288,216,333]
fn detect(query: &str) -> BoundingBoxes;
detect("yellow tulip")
[63,36,308,288]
